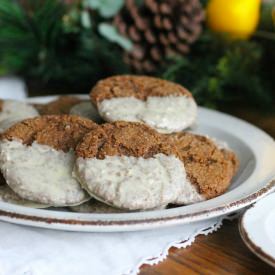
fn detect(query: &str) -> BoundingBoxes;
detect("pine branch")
[159,32,273,108]
[0,0,129,92]
[0,0,65,74]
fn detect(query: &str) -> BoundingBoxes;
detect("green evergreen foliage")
[0,0,273,108]
[160,32,273,108]
[0,0,128,92]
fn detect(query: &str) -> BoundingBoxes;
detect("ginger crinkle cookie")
[0,99,39,133]
[0,115,97,206]
[167,132,239,201]
[90,75,197,133]
[74,122,203,210]
[34,96,81,115]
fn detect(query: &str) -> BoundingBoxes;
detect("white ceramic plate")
[0,95,274,232]
[239,193,275,268]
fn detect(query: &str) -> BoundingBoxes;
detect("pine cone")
[114,0,204,73]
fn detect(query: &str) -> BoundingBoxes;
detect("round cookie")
[35,96,81,115]
[74,121,200,210]
[0,185,48,208]
[0,115,97,206]
[167,132,239,201]
[90,75,197,133]
[0,99,39,133]
[70,101,102,123]
[69,199,125,213]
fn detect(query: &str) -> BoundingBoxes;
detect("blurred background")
[0,0,274,133]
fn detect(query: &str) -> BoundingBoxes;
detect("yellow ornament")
[206,0,261,39]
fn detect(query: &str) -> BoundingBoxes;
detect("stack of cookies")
[0,76,239,213]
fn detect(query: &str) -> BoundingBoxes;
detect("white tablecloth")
[0,216,228,275]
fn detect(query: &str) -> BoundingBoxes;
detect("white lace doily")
[0,214,239,275]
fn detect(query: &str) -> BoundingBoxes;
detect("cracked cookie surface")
[167,132,239,200]
[74,121,203,210]
[0,115,97,206]
[90,75,197,133]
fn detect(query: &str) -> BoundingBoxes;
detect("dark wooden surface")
[139,220,275,275]
[140,109,275,275]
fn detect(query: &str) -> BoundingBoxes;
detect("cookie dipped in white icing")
[0,140,88,206]
[166,132,239,202]
[74,121,204,210]
[74,154,188,210]
[91,75,197,133]
[0,115,97,206]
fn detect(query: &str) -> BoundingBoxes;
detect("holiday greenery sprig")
[0,0,128,92]
[0,0,274,109]
[160,32,273,108]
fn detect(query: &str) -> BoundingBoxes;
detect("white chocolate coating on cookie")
[99,98,144,123]
[98,96,197,133]
[74,153,203,210]
[0,115,38,133]
[0,185,48,208]
[0,100,38,121]
[0,117,23,133]
[70,101,102,123]
[174,180,205,205]
[0,100,39,132]
[0,140,89,206]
